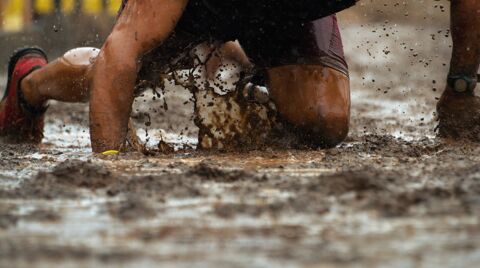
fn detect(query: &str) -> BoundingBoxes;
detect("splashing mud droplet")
[136,43,291,152]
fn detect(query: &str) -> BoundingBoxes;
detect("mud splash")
[132,43,289,153]
[172,46,282,151]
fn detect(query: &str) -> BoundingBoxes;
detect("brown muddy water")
[1,20,480,268]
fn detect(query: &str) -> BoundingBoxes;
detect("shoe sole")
[2,47,48,101]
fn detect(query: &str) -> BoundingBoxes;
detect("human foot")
[0,47,48,143]
[437,87,480,140]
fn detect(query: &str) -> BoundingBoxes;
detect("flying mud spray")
[131,43,289,153]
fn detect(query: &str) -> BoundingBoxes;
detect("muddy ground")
[2,4,480,268]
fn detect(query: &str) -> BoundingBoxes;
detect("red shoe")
[0,47,48,143]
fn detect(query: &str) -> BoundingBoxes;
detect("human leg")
[267,65,350,147]
[0,47,100,143]
[436,0,480,139]
[241,15,350,147]
[21,47,100,107]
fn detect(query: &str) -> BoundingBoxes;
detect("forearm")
[89,0,189,153]
[89,43,137,153]
[449,0,480,79]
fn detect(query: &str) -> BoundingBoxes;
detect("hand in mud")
[125,119,173,155]
[436,87,480,141]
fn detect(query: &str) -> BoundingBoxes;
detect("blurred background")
[0,0,121,67]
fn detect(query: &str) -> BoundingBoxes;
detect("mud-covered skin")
[89,0,189,152]
[21,48,99,106]
[436,0,480,140]
[267,65,350,148]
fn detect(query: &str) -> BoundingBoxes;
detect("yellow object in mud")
[102,150,120,156]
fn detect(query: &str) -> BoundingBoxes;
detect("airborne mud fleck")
[2,3,480,268]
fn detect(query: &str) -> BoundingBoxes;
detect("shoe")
[0,47,48,143]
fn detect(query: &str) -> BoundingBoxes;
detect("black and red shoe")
[0,47,48,143]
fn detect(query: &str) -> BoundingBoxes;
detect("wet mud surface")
[2,6,480,268]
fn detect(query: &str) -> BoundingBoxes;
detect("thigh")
[267,64,351,147]
[240,15,348,75]
[240,16,351,144]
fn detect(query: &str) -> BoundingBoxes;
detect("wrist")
[447,74,478,93]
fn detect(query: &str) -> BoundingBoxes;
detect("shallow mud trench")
[2,18,480,268]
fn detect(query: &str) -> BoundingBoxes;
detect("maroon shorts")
[121,0,351,81]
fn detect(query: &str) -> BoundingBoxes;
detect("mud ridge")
[0,160,117,199]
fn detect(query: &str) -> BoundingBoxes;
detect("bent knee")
[267,65,351,147]
[301,114,350,148]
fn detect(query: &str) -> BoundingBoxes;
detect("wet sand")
[1,17,480,268]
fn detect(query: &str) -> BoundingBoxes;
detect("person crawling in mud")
[0,0,479,154]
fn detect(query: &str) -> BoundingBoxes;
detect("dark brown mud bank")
[1,135,480,267]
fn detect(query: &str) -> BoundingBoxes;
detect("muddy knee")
[301,113,350,147]
[267,65,351,147]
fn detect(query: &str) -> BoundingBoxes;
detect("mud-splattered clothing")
[121,0,353,76]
